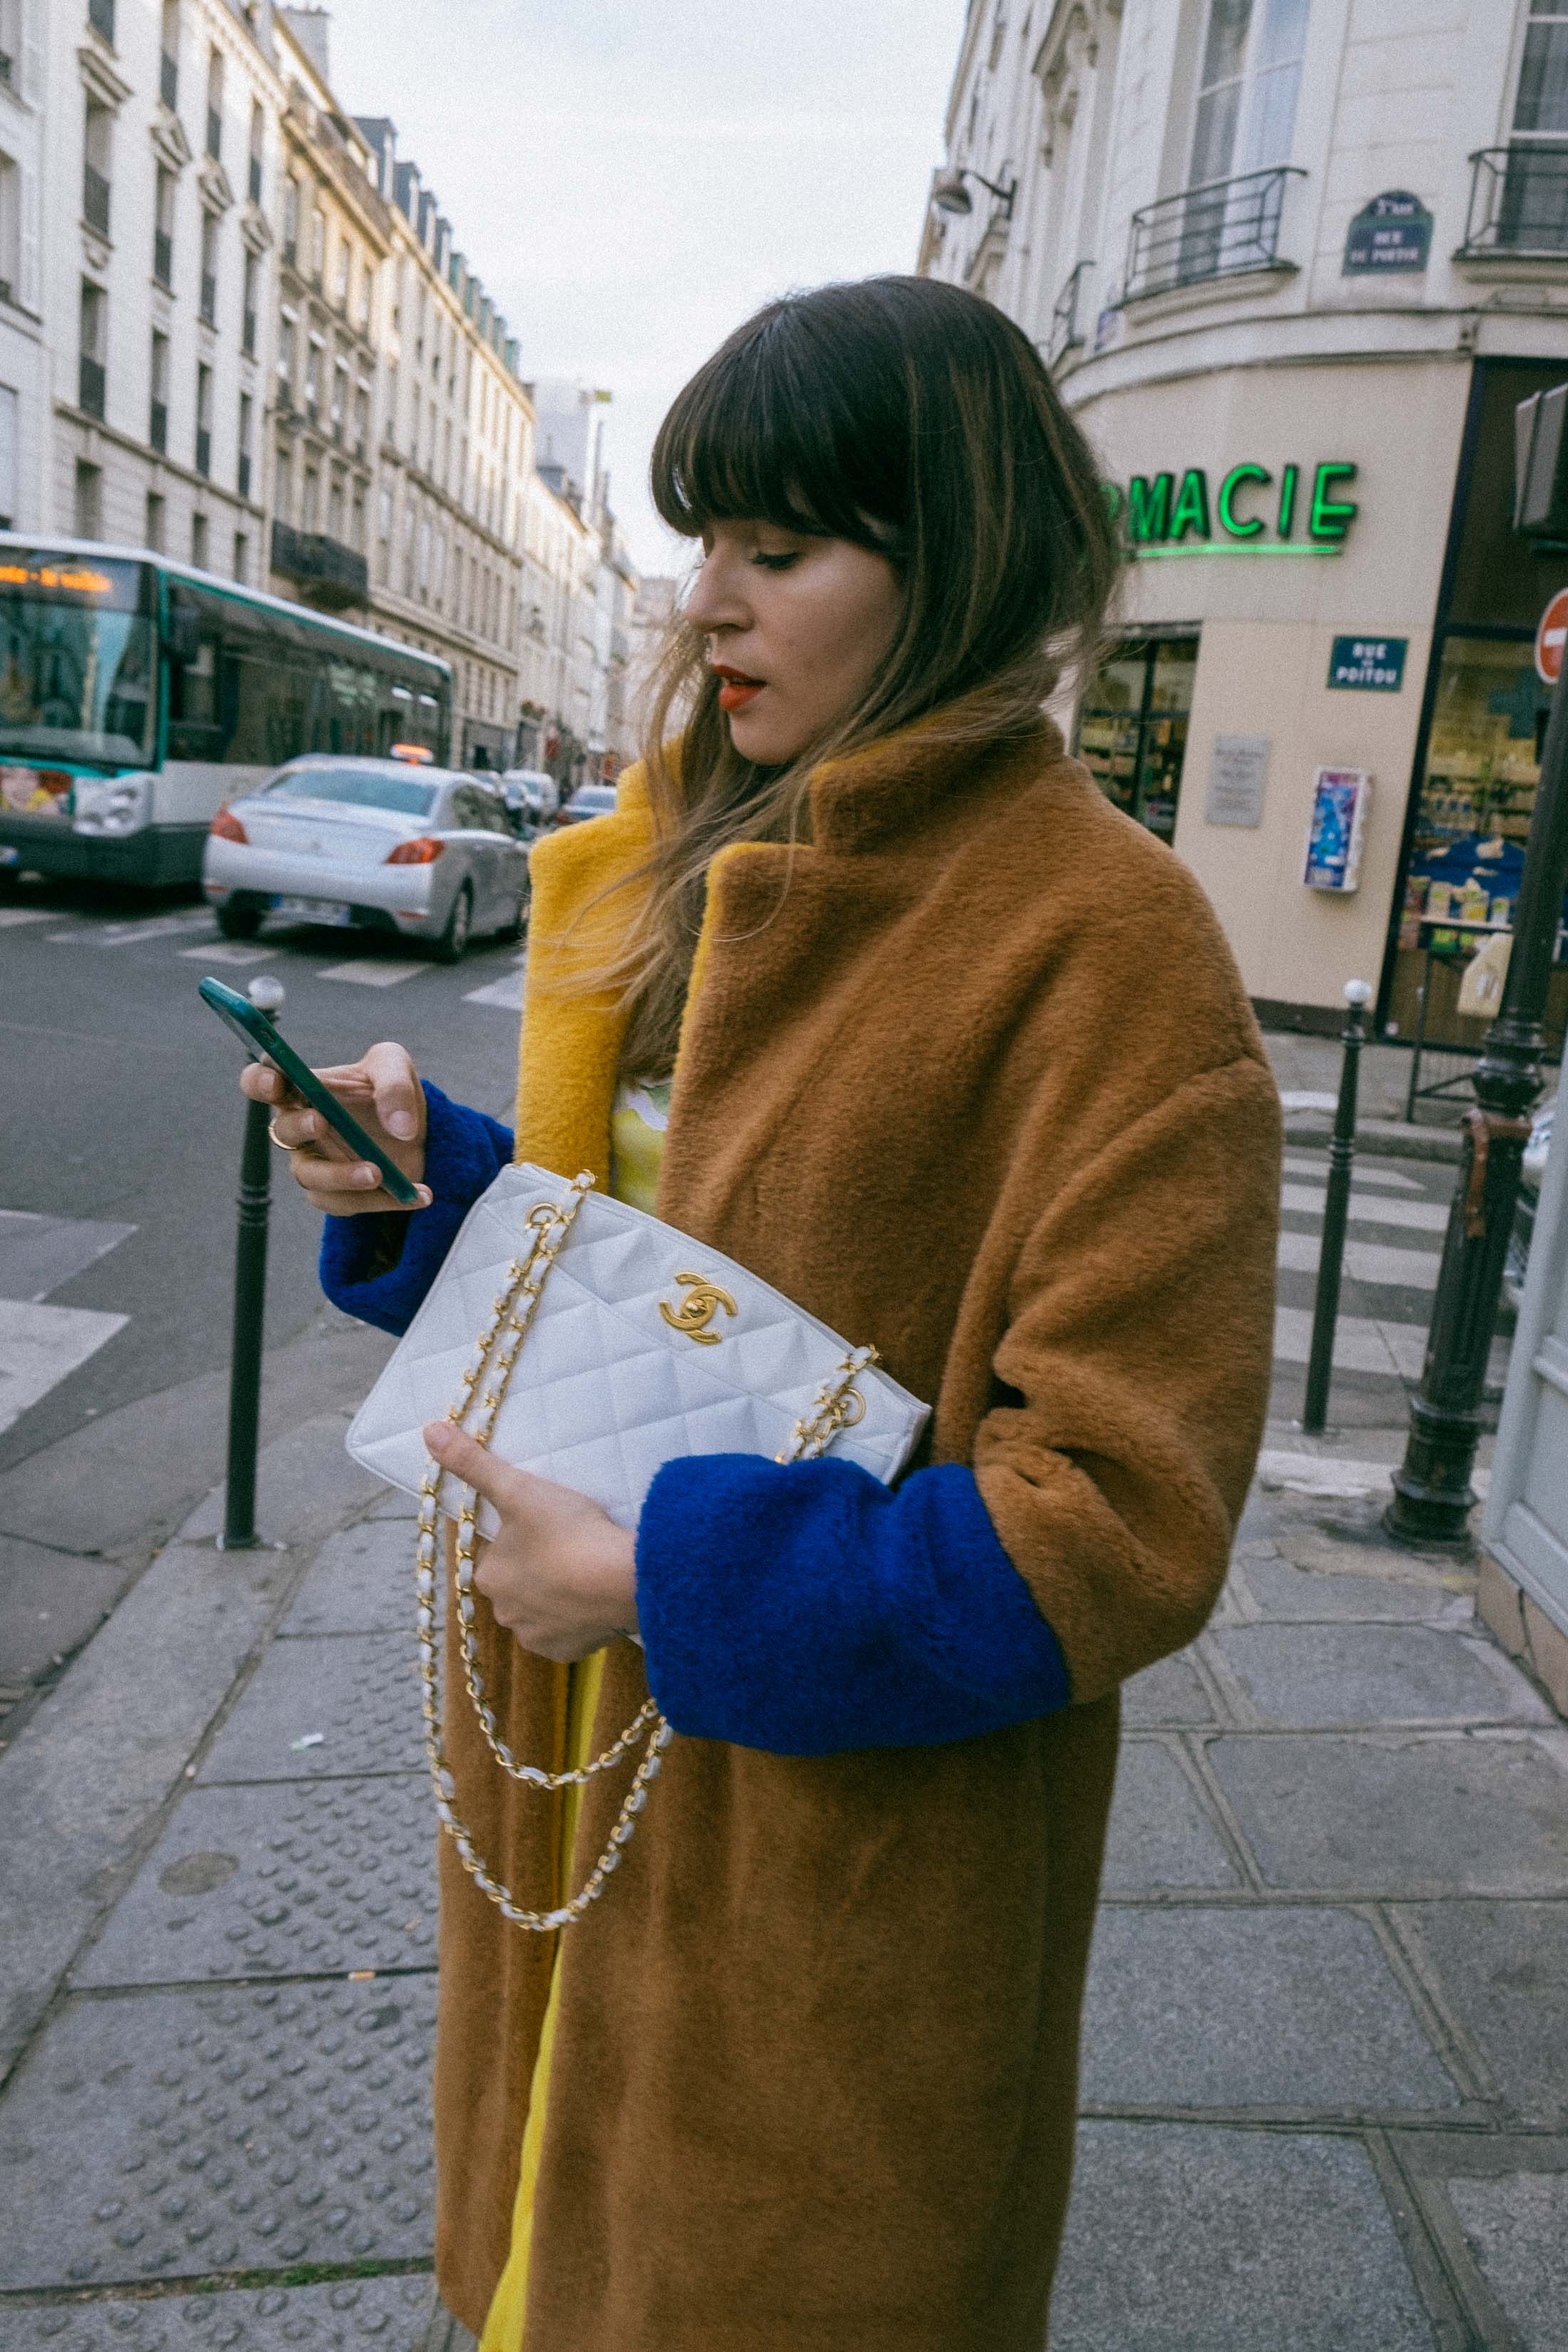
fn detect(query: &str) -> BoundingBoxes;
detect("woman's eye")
[751,551,799,572]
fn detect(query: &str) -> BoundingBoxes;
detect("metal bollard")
[1301,978,1373,1435]
[220,974,285,1550]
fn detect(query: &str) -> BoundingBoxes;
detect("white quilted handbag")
[346,1164,929,1934]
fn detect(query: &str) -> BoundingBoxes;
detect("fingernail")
[414,1186,432,1208]
[301,1114,319,1139]
[353,1165,378,1187]
[425,1421,453,1455]
[387,1110,417,1140]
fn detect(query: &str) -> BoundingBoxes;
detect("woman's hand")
[425,1422,639,1663]
[240,1040,433,1216]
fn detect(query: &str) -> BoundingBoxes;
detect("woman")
[251,276,1280,2351]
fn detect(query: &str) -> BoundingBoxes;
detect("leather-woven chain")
[414,1168,880,1934]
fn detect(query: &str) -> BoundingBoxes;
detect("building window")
[1481,1,1568,255]
[247,100,264,205]
[88,0,115,44]
[83,98,113,237]
[303,463,319,529]
[73,458,102,540]
[309,205,325,284]
[195,359,212,476]
[78,279,106,419]
[237,390,252,500]
[277,309,295,401]
[199,209,218,324]
[304,334,321,421]
[145,488,165,551]
[0,381,14,527]
[378,484,392,538]
[233,528,248,582]
[327,467,344,540]
[274,445,292,522]
[351,484,365,550]
[1073,636,1198,847]
[331,354,348,442]
[160,0,179,108]
[335,236,351,311]
[242,247,258,354]
[205,45,224,162]
[191,508,208,569]
[0,149,18,306]
[149,327,168,451]
[154,165,175,288]
[358,259,373,331]
[1190,0,1309,189]
[353,381,369,459]
[282,175,299,267]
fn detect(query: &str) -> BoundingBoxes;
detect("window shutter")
[21,0,43,105]
[19,160,39,312]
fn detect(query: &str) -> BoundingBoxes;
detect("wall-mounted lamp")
[931,166,1017,220]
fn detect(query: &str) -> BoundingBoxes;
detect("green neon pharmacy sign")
[1105,462,1358,557]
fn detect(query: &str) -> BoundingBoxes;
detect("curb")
[1284,1114,1463,1165]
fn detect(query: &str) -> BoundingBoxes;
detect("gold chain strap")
[415,1170,877,1933]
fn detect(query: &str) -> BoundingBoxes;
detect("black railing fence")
[1125,165,1304,302]
[1463,145,1568,257]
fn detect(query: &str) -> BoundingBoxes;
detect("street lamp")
[931,166,1018,220]
[1384,386,1568,1544]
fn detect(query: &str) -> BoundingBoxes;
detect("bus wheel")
[433,882,473,964]
[216,902,263,939]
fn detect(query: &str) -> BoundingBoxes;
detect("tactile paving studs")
[4,2273,433,2348]
[0,1979,435,2291]
[76,1778,437,1986]
[197,1638,422,1783]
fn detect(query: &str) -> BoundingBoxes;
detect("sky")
[321,0,961,578]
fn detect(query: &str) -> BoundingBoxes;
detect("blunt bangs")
[651,301,907,553]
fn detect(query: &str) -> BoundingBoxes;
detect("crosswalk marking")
[463,965,525,1010]
[1281,1150,1423,1191]
[1279,1180,1450,1233]
[0,1298,127,1436]
[0,907,53,928]
[46,911,216,948]
[179,941,277,966]
[1273,1302,1510,1387]
[1276,1229,1442,1289]
[316,957,428,986]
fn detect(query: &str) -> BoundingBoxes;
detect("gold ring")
[267,1117,294,1150]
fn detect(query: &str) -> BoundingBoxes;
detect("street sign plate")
[1327,636,1407,691]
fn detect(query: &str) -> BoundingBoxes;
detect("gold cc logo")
[659,1272,738,1345]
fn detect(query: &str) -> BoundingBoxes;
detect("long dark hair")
[585,274,1118,1074]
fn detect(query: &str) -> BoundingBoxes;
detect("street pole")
[1385,648,1568,1545]
[220,974,284,1551]
[1302,978,1372,1435]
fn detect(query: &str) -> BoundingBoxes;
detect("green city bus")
[0,536,453,888]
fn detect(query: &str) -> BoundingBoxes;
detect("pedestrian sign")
[1535,587,1568,686]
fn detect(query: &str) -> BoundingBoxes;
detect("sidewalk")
[1,1414,1564,2347]
[1264,1030,1468,1163]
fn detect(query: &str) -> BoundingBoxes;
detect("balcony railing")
[271,520,369,609]
[150,398,167,453]
[1460,145,1568,259]
[88,0,115,43]
[1125,165,1304,302]
[200,272,217,324]
[195,427,211,478]
[83,165,111,237]
[79,355,106,419]
[160,50,177,108]
[1047,260,1092,366]
[153,229,172,287]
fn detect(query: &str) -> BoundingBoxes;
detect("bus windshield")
[0,554,156,767]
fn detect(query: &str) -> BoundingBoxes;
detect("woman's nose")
[684,549,750,635]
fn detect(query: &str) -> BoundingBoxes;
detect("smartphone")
[197,975,422,1207]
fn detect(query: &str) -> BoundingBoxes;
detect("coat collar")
[806,703,1063,854]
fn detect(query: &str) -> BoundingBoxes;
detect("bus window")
[0,554,155,767]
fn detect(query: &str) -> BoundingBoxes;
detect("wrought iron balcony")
[83,165,111,238]
[1125,165,1304,303]
[271,520,368,609]
[78,356,106,421]
[1047,261,1091,366]
[1460,145,1568,258]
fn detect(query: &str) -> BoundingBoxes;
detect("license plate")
[273,895,351,924]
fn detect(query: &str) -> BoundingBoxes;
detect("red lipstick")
[712,664,765,713]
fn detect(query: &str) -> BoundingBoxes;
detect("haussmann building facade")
[920,0,1568,1059]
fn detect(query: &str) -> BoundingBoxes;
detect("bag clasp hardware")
[659,1272,738,1344]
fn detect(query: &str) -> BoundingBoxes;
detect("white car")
[202,755,529,961]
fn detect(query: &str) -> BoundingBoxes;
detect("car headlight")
[73,775,152,835]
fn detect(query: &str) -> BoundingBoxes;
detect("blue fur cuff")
[636,1455,1070,1754]
[318,1081,513,1336]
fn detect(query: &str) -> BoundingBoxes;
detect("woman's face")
[684,520,902,765]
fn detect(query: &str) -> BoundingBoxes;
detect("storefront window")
[1073,634,1197,844]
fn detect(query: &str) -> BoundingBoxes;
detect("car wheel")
[216,902,263,939]
[433,882,473,963]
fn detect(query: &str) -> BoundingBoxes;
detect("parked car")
[1505,1103,1554,1311]
[558,782,618,825]
[202,755,530,962]
[500,767,560,832]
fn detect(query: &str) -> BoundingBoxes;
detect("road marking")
[1273,1302,1510,1386]
[1281,1150,1423,1191]
[0,1299,128,1436]
[48,912,216,948]
[0,907,53,928]
[0,1210,136,1303]
[179,942,277,966]
[1276,1230,1442,1289]
[1279,1180,1450,1232]
[316,957,428,986]
[463,964,525,1010]
[1279,1088,1338,1113]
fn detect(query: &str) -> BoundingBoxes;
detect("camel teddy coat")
[414,712,1280,2346]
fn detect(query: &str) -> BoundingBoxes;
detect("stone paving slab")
[197,1637,422,1785]
[1099,1741,1242,1892]
[1393,1900,1568,2126]
[75,1778,437,1987]
[1050,2123,1438,2350]
[1207,1624,1548,1728]
[278,1521,420,1639]
[0,2274,434,2348]
[1080,1906,1463,2115]
[1234,1552,1476,1624]
[1119,1651,1217,1728]
[1207,1733,1568,1894]
[0,1977,435,2290]
[0,1535,125,1685]
[1448,2174,1568,2352]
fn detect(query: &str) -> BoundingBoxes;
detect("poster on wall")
[1205,734,1270,826]
[1304,768,1371,892]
